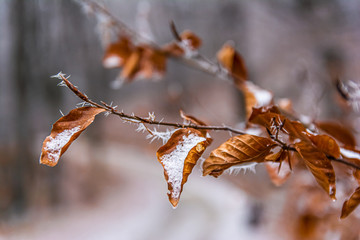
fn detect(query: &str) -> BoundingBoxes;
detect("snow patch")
[246,82,272,107]
[160,133,206,203]
[340,148,360,160]
[103,55,123,68]
[45,126,81,163]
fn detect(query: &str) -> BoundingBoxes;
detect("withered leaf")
[265,160,292,187]
[217,43,247,85]
[203,134,277,177]
[40,107,105,167]
[309,134,340,158]
[157,128,210,208]
[249,106,309,141]
[103,37,133,68]
[316,121,356,147]
[180,30,202,50]
[341,187,360,219]
[179,110,209,138]
[137,46,167,79]
[120,46,142,80]
[294,141,336,200]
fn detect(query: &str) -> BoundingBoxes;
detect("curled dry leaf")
[156,128,210,208]
[249,106,309,141]
[294,141,336,200]
[217,43,247,85]
[265,159,292,187]
[103,37,133,68]
[341,187,360,219]
[179,110,209,138]
[103,37,167,82]
[137,46,166,79]
[180,30,202,50]
[203,134,277,177]
[40,107,105,167]
[309,134,340,158]
[315,121,356,147]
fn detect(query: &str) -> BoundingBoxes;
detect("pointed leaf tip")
[40,107,105,167]
[157,128,209,208]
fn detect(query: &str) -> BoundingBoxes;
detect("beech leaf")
[180,30,202,50]
[265,160,292,187]
[156,128,210,208]
[217,43,247,85]
[103,37,133,68]
[341,187,360,219]
[40,107,105,167]
[316,121,356,147]
[309,134,340,158]
[203,134,276,177]
[294,141,336,200]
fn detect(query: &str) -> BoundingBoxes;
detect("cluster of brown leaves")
[102,29,201,83]
[40,21,360,220]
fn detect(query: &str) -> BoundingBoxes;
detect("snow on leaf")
[202,134,277,178]
[40,107,105,167]
[157,128,210,208]
[341,187,360,219]
[294,141,336,200]
[242,82,273,119]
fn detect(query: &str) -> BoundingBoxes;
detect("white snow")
[160,132,206,206]
[44,126,81,163]
[246,82,273,107]
[103,55,123,68]
[340,148,360,160]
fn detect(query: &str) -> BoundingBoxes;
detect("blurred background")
[1,0,360,239]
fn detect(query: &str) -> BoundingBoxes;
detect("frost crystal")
[160,133,206,202]
[226,162,257,175]
[44,126,81,163]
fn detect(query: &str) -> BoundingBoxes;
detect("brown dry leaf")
[40,107,105,167]
[294,141,336,200]
[217,43,247,85]
[249,106,308,141]
[203,134,277,177]
[341,187,360,219]
[309,134,340,158]
[179,110,209,138]
[137,46,167,79]
[157,128,210,208]
[354,170,360,185]
[316,121,356,147]
[120,46,143,80]
[180,30,202,50]
[162,42,185,57]
[103,37,133,68]
[265,159,292,186]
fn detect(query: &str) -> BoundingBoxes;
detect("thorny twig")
[76,1,360,172]
[57,73,245,135]
[55,73,360,171]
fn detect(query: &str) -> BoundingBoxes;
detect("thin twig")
[59,74,245,135]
